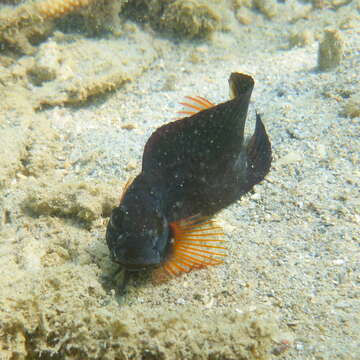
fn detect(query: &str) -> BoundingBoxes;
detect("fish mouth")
[119,262,160,272]
[114,253,164,272]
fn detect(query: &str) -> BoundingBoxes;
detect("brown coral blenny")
[106,73,272,281]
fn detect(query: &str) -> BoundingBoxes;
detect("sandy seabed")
[0,0,359,359]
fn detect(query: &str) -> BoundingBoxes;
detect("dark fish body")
[106,73,272,271]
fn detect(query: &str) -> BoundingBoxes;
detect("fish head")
[106,179,170,271]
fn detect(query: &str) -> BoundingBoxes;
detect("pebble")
[277,151,303,166]
[176,298,186,305]
[332,259,345,266]
[334,301,351,309]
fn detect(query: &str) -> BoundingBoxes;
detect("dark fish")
[106,73,272,279]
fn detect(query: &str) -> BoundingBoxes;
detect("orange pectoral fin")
[152,215,227,283]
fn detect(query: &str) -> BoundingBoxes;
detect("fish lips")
[112,247,164,271]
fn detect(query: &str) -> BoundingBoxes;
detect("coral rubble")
[0,0,126,53]
[28,31,157,107]
[123,0,225,38]
[36,0,93,19]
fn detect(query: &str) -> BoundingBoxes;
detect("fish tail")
[246,112,272,187]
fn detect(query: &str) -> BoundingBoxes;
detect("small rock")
[318,29,344,71]
[27,41,61,85]
[334,301,351,309]
[316,143,327,159]
[343,93,360,118]
[121,123,137,130]
[236,8,253,25]
[162,73,177,91]
[277,151,303,166]
[289,29,314,48]
[189,46,209,64]
[254,0,278,19]
[124,159,137,172]
[250,192,261,200]
[176,298,186,305]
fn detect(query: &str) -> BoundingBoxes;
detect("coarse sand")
[0,0,359,359]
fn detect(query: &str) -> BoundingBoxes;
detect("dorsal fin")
[178,96,215,116]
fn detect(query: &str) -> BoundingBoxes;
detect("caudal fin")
[246,112,272,187]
